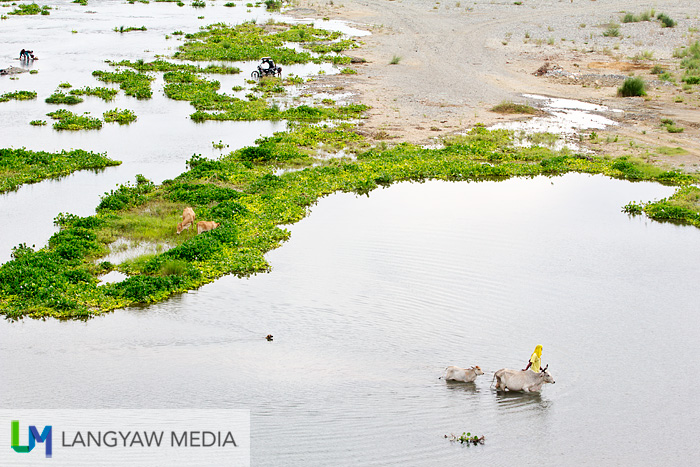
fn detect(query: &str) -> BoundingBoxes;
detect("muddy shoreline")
[289,0,700,171]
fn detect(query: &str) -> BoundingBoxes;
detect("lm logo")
[11,420,52,458]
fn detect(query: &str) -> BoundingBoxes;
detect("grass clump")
[0,91,37,102]
[47,109,103,131]
[265,0,282,10]
[674,41,700,84]
[0,147,120,193]
[491,101,538,114]
[45,92,84,105]
[390,55,402,65]
[660,118,684,133]
[622,11,654,23]
[603,26,620,37]
[103,108,137,125]
[657,13,675,28]
[617,77,646,97]
[114,25,148,33]
[30,120,47,126]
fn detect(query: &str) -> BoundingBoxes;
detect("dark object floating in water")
[0,67,27,76]
[266,334,273,341]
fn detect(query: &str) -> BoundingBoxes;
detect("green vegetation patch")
[657,13,675,28]
[656,146,688,156]
[0,91,37,102]
[103,108,137,125]
[625,186,700,227]
[0,147,120,193]
[45,92,84,105]
[674,41,700,83]
[173,21,350,65]
[2,126,697,320]
[114,25,147,33]
[47,109,103,131]
[92,69,154,99]
[617,77,646,97]
[157,68,367,122]
[8,3,51,15]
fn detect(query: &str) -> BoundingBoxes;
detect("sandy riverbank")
[289,0,700,170]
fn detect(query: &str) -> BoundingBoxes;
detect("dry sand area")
[290,0,700,171]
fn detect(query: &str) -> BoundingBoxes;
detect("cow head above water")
[470,366,484,376]
[539,365,555,384]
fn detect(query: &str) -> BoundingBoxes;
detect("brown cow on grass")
[176,207,196,234]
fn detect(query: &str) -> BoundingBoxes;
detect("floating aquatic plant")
[445,432,485,446]
[103,108,137,125]
[0,91,37,102]
[47,109,103,131]
[92,69,154,99]
[45,92,84,105]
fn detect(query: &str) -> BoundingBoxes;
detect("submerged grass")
[0,148,121,193]
[1,124,696,320]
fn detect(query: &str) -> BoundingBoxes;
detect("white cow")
[440,365,484,383]
[492,365,555,393]
[176,207,196,234]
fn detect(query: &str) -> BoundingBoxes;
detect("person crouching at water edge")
[523,344,543,372]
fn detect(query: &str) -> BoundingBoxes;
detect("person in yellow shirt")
[524,345,543,372]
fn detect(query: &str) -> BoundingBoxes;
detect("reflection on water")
[494,390,551,412]
[3,175,700,465]
[444,380,480,395]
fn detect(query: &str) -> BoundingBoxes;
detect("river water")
[3,175,700,465]
[3,2,700,466]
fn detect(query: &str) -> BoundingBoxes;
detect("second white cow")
[440,365,484,383]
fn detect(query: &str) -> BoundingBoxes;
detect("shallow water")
[0,0,348,262]
[3,175,700,465]
[491,94,621,152]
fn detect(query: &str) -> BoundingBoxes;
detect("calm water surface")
[3,175,700,466]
